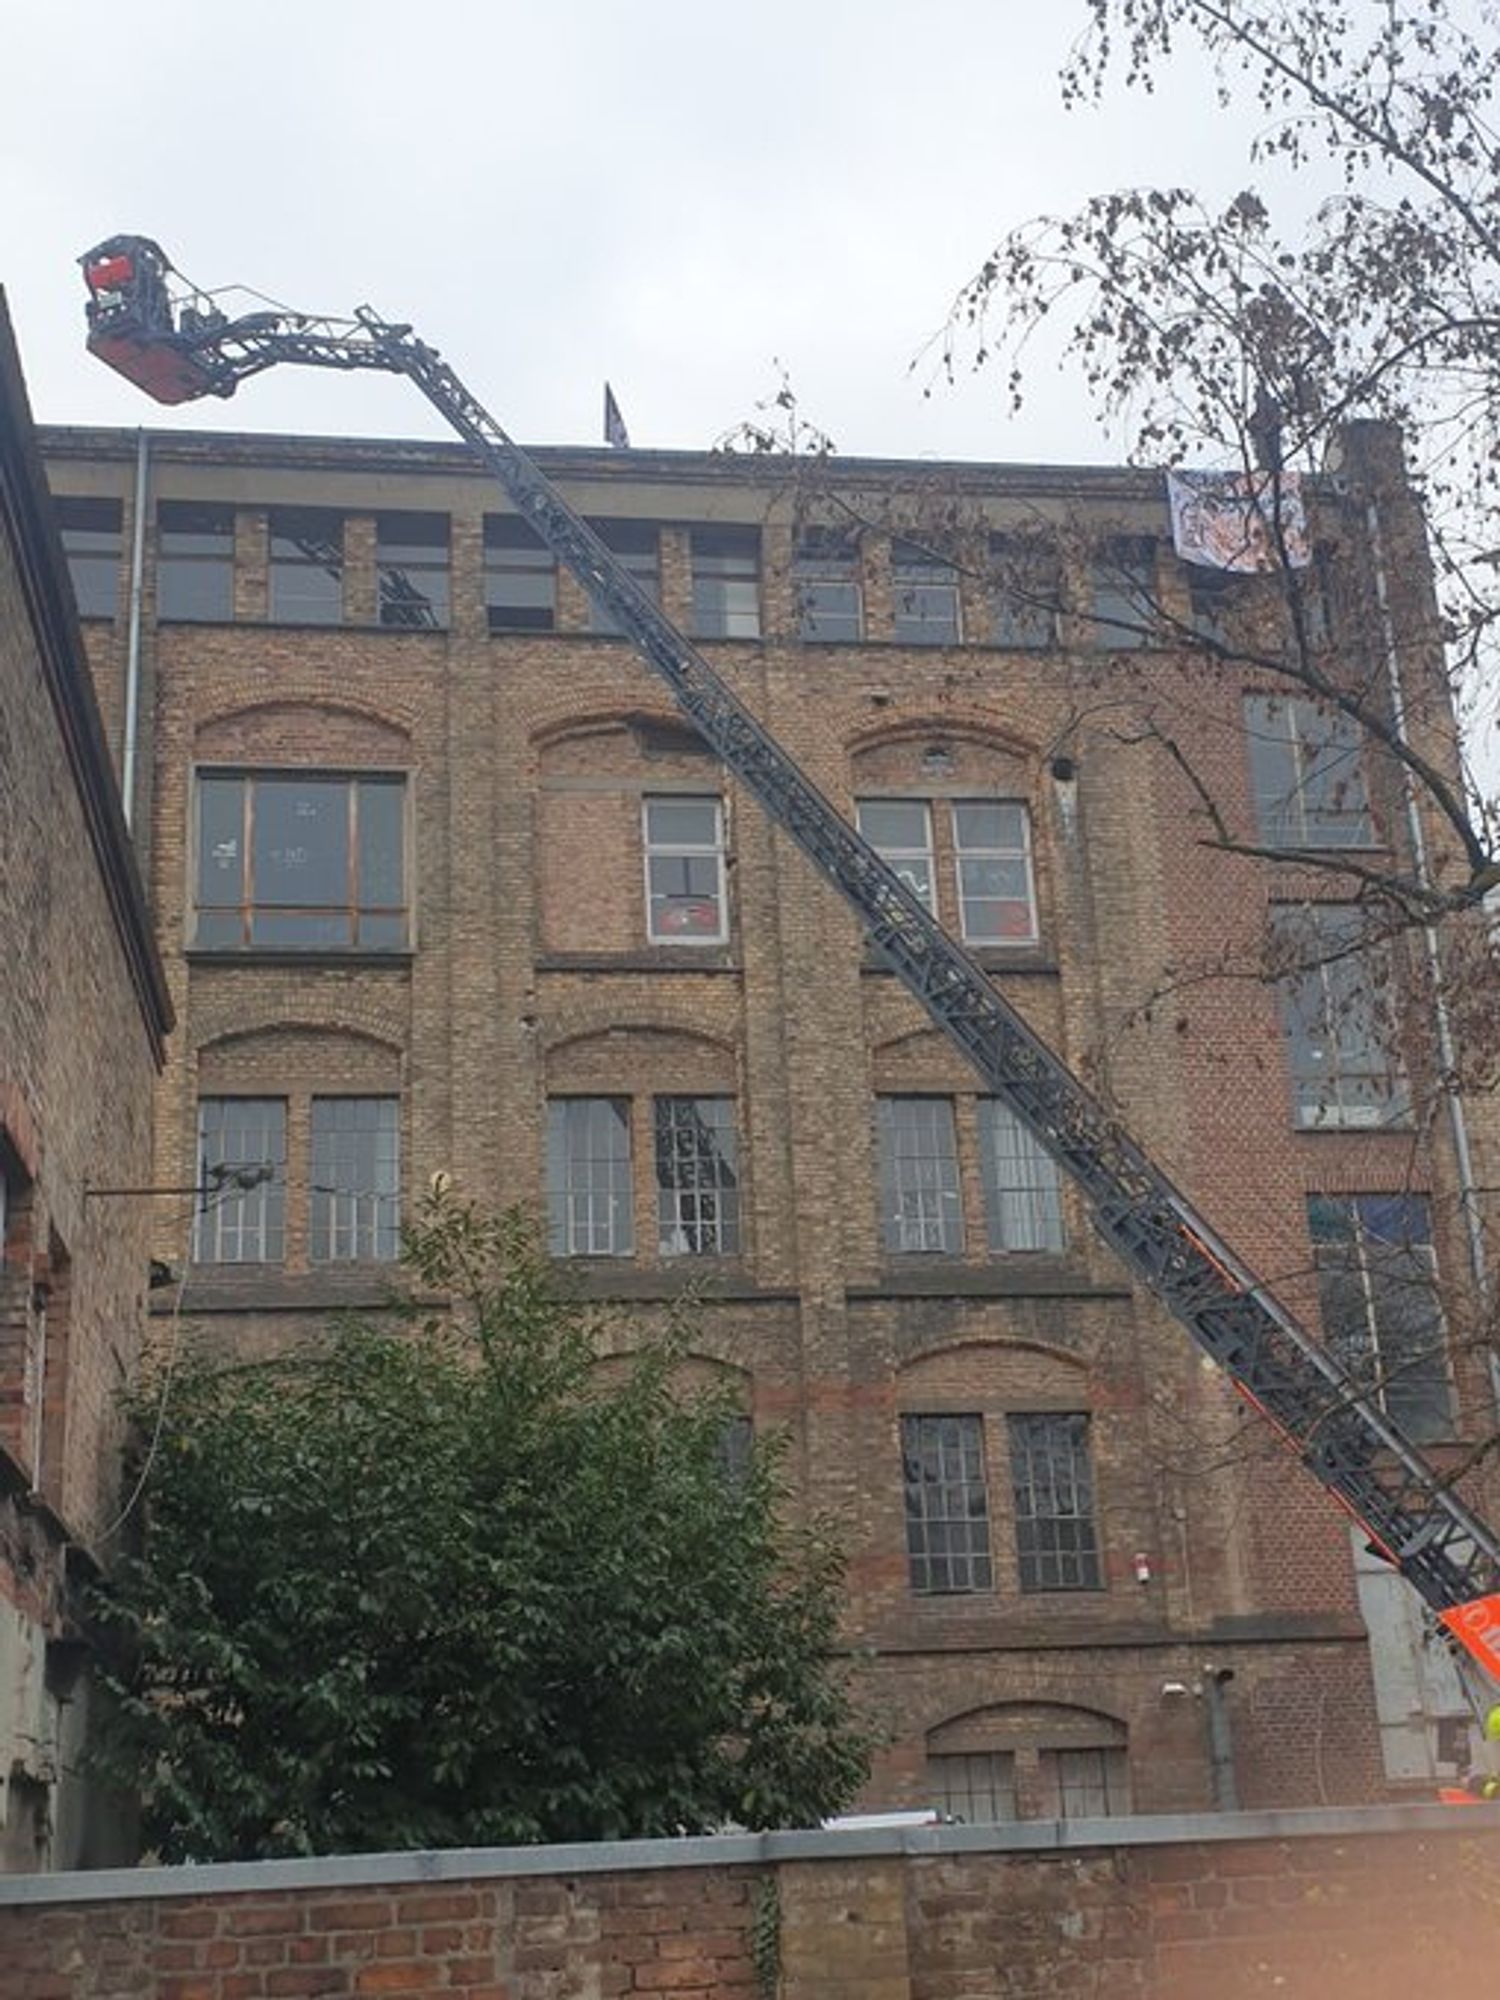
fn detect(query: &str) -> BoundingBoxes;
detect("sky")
[1,0,1268,464]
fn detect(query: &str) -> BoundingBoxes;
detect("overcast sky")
[3,0,1272,463]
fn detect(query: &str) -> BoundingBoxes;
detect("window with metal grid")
[547,1098,634,1257]
[878,1097,963,1254]
[901,1413,993,1594]
[978,1100,1064,1251]
[654,1097,740,1255]
[310,1098,401,1262]
[927,1751,1017,1823]
[1008,1413,1102,1591]
[194,1099,286,1264]
[1040,1746,1130,1817]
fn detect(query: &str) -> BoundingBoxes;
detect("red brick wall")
[2,1817,1498,2000]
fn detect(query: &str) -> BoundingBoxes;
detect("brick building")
[0,301,171,1869]
[35,409,1500,1825]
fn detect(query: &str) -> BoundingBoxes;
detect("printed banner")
[1167,468,1310,571]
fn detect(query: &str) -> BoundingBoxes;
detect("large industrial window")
[990,536,1059,649]
[157,501,234,622]
[1086,536,1155,649]
[793,528,863,641]
[643,796,727,943]
[691,526,761,639]
[1008,1413,1102,1591]
[901,1413,993,1594]
[891,540,961,645]
[376,511,450,630]
[268,507,344,625]
[928,1751,1017,1823]
[1040,1747,1131,1817]
[878,1097,963,1254]
[857,799,935,910]
[1245,695,1374,850]
[193,771,407,952]
[952,801,1037,944]
[587,520,660,634]
[194,1099,287,1263]
[56,497,122,620]
[978,1101,1064,1252]
[654,1097,740,1256]
[1273,904,1407,1128]
[1308,1195,1451,1442]
[310,1098,401,1262]
[484,515,555,632]
[547,1098,634,1257]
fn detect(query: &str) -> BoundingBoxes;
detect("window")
[891,541,961,645]
[1309,1195,1450,1441]
[588,520,660,634]
[1188,566,1237,644]
[547,1099,633,1257]
[376,511,449,629]
[1245,695,1374,849]
[194,771,407,952]
[928,1751,1017,1823]
[195,1099,287,1263]
[643,796,727,943]
[654,1097,740,1255]
[484,516,555,632]
[978,1101,1064,1251]
[990,536,1058,649]
[158,501,234,621]
[953,801,1037,944]
[310,1098,401,1262]
[268,507,343,625]
[1040,1747,1130,1817]
[1008,1413,1102,1591]
[878,1098,963,1254]
[793,528,862,641]
[718,1413,754,1488]
[857,799,935,909]
[55,497,121,619]
[691,526,761,638]
[901,1414,993,1594]
[1086,536,1155,649]
[1273,904,1407,1128]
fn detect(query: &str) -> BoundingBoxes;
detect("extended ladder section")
[78,239,1500,1674]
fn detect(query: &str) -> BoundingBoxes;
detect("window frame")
[990,535,1060,650]
[56,496,122,621]
[1007,1412,1104,1593]
[901,1412,994,1596]
[977,1099,1065,1252]
[194,1098,288,1265]
[653,1095,742,1257]
[951,800,1039,947]
[877,1096,965,1256]
[928,1751,1018,1823]
[309,1096,402,1264]
[267,506,345,626]
[793,528,864,642]
[1244,693,1376,851]
[690,526,762,640]
[641,794,729,946]
[890,540,962,646]
[857,798,936,912]
[157,500,235,623]
[484,514,557,633]
[191,767,410,955]
[375,510,451,631]
[587,519,662,634]
[546,1097,635,1258]
[1273,904,1409,1130]
[1086,536,1156,650]
[1308,1194,1452,1442]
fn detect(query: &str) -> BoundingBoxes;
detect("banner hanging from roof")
[1166,468,1310,572]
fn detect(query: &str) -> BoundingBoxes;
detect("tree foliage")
[90,1196,870,1861]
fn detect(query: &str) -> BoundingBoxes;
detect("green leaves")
[89,1194,870,1859]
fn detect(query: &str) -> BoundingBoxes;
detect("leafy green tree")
[91,1195,870,1860]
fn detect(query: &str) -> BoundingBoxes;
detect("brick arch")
[195,1014,406,1069]
[898,1332,1088,1376]
[846,711,1038,766]
[532,706,706,755]
[927,1700,1126,1753]
[544,1022,737,1096]
[542,1017,737,1062]
[194,696,414,762]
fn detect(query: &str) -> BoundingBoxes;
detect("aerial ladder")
[76,235,1500,1709]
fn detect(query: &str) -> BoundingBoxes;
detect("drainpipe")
[121,428,149,832]
[1363,496,1495,1416]
[1202,1666,1239,1811]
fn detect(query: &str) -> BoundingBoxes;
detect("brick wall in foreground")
[3,1809,1499,2000]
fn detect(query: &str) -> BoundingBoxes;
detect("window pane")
[196,775,245,915]
[857,799,935,910]
[269,507,343,625]
[952,801,1037,944]
[1087,537,1155,649]
[1274,905,1407,1128]
[902,1414,993,1594]
[547,1099,634,1256]
[485,515,556,633]
[357,780,405,913]
[892,542,961,645]
[376,511,450,629]
[1310,1195,1450,1441]
[1009,1413,1102,1591]
[644,796,726,942]
[158,501,233,621]
[56,497,122,619]
[990,536,1059,649]
[253,778,350,911]
[878,1098,962,1253]
[794,530,862,640]
[978,1100,1064,1251]
[587,520,660,634]
[194,1099,286,1263]
[691,527,761,639]
[928,1751,1016,1823]
[1245,695,1373,849]
[655,1097,740,1255]
[1042,1747,1130,1817]
[310,1098,400,1261]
